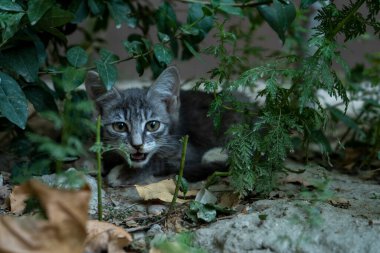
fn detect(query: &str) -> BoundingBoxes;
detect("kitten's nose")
[131,143,143,150]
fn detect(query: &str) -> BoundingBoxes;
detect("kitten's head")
[85,66,181,168]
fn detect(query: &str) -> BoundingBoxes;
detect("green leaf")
[95,49,119,90]
[156,2,178,34]
[328,107,364,135]
[67,46,88,67]
[62,67,86,92]
[24,85,58,112]
[123,40,144,55]
[27,0,54,25]
[43,27,67,42]
[153,44,173,65]
[37,7,75,28]
[25,29,47,65]
[0,12,25,42]
[68,0,88,24]
[300,0,318,9]
[0,46,39,82]
[0,2,23,12]
[175,175,189,196]
[0,72,28,129]
[257,0,296,44]
[183,40,201,60]
[107,0,136,29]
[217,0,243,16]
[158,32,170,42]
[197,205,217,222]
[180,25,200,36]
[88,0,105,15]
[188,3,213,35]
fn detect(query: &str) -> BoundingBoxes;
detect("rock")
[147,204,167,215]
[37,168,107,215]
[194,167,380,253]
[147,224,164,237]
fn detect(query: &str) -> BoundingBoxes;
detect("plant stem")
[328,0,366,40]
[167,135,189,218]
[205,171,231,188]
[96,115,103,221]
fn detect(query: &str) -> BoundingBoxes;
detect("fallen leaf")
[0,180,91,253]
[219,192,240,208]
[195,188,217,204]
[85,220,133,253]
[282,174,314,188]
[135,179,197,203]
[329,197,350,209]
[9,184,30,214]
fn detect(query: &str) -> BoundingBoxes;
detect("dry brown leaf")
[135,179,198,203]
[282,174,314,188]
[9,184,30,214]
[219,192,240,208]
[85,220,132,253]
[0,180,90,253]
[329,197,351,209]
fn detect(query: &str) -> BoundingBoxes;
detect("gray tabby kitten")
[85,66,238,186]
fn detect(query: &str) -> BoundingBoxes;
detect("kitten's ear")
[85,71,121,103]
[147,66,180,112]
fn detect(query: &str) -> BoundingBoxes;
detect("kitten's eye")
[112,122,128,132]
[146,121,160,132]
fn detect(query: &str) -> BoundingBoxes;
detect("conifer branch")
[328,0,366,40]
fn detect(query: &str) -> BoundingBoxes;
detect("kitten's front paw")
[106,164,163,187]
[201,147,228,165]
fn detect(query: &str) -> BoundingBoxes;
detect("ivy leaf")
[24,84,58,112]
[0,2,23,12]
[123,40,144,55]
[62,67,86,92]
[0,12,25,42]
[37,7,75,28]
[183,40,201,60]
[107,0,136,29]
[88,0,105,15]
[188,3,213,36]
[95,49,119,90]
[257,0,296,44]
[300,0,319,9]
[27,0,54,25]
[153,44,173,65]
[0,72,28,129]
[0,46,39,82]
[67,46,88,67]
[216,0,243,16]
[156,2,178,34]
[25,29,47,65]
[158,32,170,42]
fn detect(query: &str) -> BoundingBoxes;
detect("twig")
[167,135,189,218]
[126,217,165,233]
[96,115,103,221]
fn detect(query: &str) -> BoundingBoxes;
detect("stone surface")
[194,166,380,253]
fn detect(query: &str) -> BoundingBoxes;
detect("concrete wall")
[68,1,379,82]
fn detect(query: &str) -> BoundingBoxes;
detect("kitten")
[85,66,239,186]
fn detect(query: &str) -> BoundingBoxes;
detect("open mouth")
[130,152,147,162]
